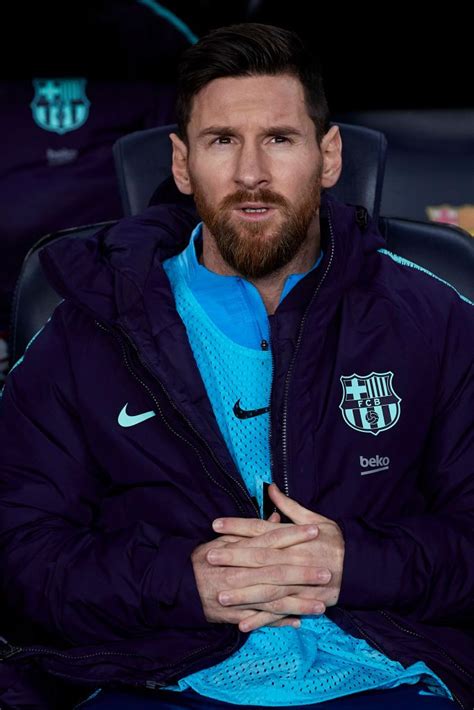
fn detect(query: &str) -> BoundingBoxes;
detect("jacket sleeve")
[0,304,208,646]
[336,293,474,624]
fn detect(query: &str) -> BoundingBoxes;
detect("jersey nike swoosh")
[233,398,271,420]
[118,404,156,428]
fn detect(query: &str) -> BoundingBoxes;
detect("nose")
[233,140,271,191]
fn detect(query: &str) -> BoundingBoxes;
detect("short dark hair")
[175,23,330,147]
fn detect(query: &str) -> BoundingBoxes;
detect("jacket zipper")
[95,322,259,519]
[237,278,266,346]
[379,611,469,709]
[267,335,275,507]
[237,279,274,515]
[281,205,336,496]
[0,634,242,690]
[0,644,152,663]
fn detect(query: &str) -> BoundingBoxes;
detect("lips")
[234,203,275,209]
[233,206,276,221]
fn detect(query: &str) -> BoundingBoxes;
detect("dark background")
[2,0,472,112]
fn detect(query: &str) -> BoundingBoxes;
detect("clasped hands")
[191,483,345,633]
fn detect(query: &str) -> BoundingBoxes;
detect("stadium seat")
[333,109,474,235]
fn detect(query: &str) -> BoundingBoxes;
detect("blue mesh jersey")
[160,223,453,706]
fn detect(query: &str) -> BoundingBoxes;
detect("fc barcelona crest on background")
[339,371,401,436]
[31,78,90,134]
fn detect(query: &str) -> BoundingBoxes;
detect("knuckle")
[255,548,268,565]
[269,586,282,601]
[268,598,282,613]
[305,567,320,584]
[269,612,283,624]
[269,565,283,583]
[258,612,273,626]
[257,585,273,602]
[224,569,238,586]
[255,519,268,535]
[267,529,280,546]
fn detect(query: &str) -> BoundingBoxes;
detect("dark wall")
[2,1,472,110]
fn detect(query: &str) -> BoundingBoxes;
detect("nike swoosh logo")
[233,398,270,420]
[118,403,156,428]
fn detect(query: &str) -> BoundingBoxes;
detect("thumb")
[268,483,331,525]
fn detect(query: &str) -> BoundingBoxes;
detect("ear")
[169,132,193,195]
[320,125,342,189]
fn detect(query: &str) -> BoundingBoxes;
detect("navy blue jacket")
[0,192,472,708]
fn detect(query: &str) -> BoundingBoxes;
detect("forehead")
[188,74,311,136]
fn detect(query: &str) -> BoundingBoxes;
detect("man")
[0,22,472,710]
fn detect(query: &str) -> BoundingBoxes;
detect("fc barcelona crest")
[31,78,90,134]
[339,371,401,436]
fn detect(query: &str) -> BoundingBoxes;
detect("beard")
[190,166,323,279]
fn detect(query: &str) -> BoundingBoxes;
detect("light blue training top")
[157,223,453,706]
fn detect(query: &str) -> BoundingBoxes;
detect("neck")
[199,219,321,315]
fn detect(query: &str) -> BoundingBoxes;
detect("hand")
[191,512,323,631]
[208,483,345,632]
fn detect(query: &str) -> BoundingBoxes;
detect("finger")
[212,518,319,549]
[238,610,300,633]
[208,524,319,559]
[268,484,333,525]
[268,511,280,522]
[267,616,301,628]
[221,564,327,588]
[208,546,331,575]
[215,534,245,543]
[231,595,326,616]
[213,517,283,537]
[208,536,245,549]
[217,582,331,607]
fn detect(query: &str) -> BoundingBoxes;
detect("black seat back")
[9,222,115,366]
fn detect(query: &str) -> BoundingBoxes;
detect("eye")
[211,135,291,145]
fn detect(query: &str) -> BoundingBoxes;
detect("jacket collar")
[39,188,385,335]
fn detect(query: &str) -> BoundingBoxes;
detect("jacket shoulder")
[372,247,473,339]
[376,247,473,308]
[2,300,97,403]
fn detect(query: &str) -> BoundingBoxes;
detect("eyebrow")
[197,125,304,139]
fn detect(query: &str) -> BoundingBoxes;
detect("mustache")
[220,191,287,209]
